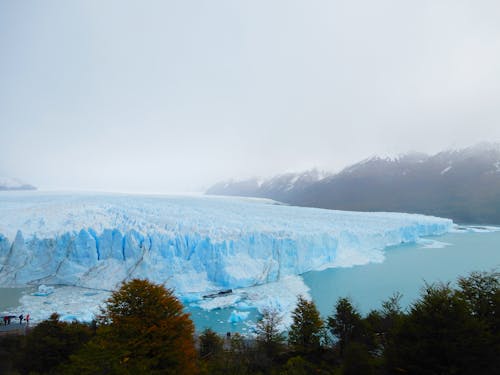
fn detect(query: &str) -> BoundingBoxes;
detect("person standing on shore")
[18,314,23,325]
[26,314,30,325]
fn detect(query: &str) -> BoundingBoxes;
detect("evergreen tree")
[327,297,363,357]
[288,296,324,351]
[387,282,496,374]
[365,292,404,354]
[341,342,375,375]
[380,292,403,318]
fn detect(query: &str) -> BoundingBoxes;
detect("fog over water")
[1,1,500,192]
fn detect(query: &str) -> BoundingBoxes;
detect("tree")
[456,271,500,370]
[457,270,499,328]
[280,356,316,375]
[197,328,225,374]
[67,279,197,375]
[226,333,252,374]
[341,342,375,375]
[288,296,324,351]
[327,297,363,357]
[0,332,26,374]
[255,307,285,357]
[365,292,404,354]
[198,328,224,360]
[387,282,495,375]
[380,292,403,319]
[19,313,93,374]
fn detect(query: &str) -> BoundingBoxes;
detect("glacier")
[0,191,453,324]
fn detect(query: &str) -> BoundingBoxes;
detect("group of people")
[2,313,30,326]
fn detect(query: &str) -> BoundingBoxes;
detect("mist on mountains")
[207,143,500,224]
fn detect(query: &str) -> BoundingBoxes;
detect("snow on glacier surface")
[0,191,453,291]
[0,191,453,324]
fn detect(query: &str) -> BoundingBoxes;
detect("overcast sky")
[1,0,500,192]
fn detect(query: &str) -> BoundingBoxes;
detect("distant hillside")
[0,177,36,191]
[206,143,500,224]
[206,169,329,203]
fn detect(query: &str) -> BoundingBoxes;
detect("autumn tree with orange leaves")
[66,279,198,375]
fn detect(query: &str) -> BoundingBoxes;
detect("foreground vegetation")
[0,271,498,374]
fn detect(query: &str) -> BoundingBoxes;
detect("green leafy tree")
[255,307,285,357]
[387,282,495,375]
[67,279,197,375]
[341,342,375,375]
[365,292,404,354]
[226,333,252,374]
[280,356,316,375]
[457,270,499,328]
[19,313,93,374]
[198,329,253,375]
[288,296,324,352]
[0,334,25,374]
[381,292,403,319]
[327,297,363,357]
[198,328,224,359]
[197,328,225,374]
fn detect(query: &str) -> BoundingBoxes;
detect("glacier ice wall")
[0,192,453,293]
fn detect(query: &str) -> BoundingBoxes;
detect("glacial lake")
[304,229,500,317]
[1,228,499,334]
[187,228,500,333]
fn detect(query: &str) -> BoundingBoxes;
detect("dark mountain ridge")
[206,143,500,224]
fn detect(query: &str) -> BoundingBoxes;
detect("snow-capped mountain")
[206,169,329,203]
[0,177,36,191]
[207,143,500,224]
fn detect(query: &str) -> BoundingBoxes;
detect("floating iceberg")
[0,192,452,323]
[31,284,54,296]
[228,310,250,323]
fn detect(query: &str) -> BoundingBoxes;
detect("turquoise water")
[0,287,34,313]
[187,306,261,334]
[1,230,499,333]
[303,230,500,317]
[187,229,500,332]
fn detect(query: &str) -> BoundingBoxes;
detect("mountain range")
[0,177,36,191]
[206,143,500,224]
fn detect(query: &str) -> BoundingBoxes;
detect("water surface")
[1,230,499,333]
[0,287,34,313]
[303,230,500,317]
